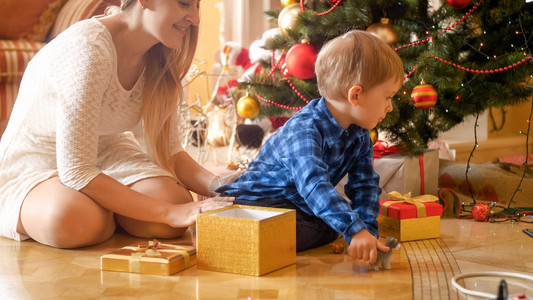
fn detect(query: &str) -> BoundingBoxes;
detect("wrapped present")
[334,147,439,201]
[373,146,439,199]
[377,191,443,241]
[100,239,196,276]
[196,205,296,276]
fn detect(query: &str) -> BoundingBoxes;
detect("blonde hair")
[315,30,404,101]
[110,0,198,178]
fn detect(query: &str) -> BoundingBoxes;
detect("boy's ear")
[348,85,363,107]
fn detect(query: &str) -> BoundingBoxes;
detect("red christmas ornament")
[285,42,318,79]
[446,0,471,9]
[411,84,438,109]
[471,203,491,221]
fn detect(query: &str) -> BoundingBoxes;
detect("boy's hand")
[346,229,390,264]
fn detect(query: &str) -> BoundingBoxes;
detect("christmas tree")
[238,0,533,154]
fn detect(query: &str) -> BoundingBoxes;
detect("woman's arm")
[172,151,241,197]
[173,151,217,196]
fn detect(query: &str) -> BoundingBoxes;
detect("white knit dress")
[0,19,183,241]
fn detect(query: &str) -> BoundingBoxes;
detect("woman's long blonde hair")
[110,0,198,179]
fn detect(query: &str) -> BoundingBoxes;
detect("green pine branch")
[241,0,533,154]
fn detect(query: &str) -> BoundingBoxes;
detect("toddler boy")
[217,30,404,264]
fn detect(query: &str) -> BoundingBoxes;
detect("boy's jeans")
[235,198,339,252]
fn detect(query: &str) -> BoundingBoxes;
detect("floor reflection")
[0,218,531,299]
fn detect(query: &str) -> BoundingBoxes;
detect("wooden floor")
[1,219,532,299]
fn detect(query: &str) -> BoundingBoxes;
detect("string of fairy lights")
[395,0,484,51]
[459,4,533,220]
[439,188,533,223]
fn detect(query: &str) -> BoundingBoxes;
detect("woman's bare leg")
[17,177,116,248]
[115,176,193,239]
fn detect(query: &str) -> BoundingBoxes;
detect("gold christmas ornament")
[237,94,261,119]
[281,0,299,7]
[278,3,300,36]
[366,18,399,45]
[370,128,379,144]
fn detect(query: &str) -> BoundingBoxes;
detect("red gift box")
[380,200,443,219]
[377,192,443,241]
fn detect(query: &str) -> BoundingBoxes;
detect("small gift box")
[377,191,443,241]
[196,205,296,276]
[100,239,196,276]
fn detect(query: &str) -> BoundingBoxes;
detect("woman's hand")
[166,196,234,228]
[198,196,235,214]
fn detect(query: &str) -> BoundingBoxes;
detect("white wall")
[220,0,282,47]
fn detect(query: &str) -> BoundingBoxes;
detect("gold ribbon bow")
[124,239,193,273]
[381,191,439,218]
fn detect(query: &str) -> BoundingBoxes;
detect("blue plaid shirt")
[216,97,381,243]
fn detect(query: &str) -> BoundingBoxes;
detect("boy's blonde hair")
[315,30,404,101]
[108,0,199,178]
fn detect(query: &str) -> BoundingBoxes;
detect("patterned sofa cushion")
[0,40,45,84]
[0,0,68,42]
[0,40,45,135]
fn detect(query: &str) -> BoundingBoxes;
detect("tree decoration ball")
[411,84,438,109]
[278,3,300,36]
[237,94,261,119]
[366,18,399,45]
[370,128,379,144]
[446,0,471,9]
[281,0,299,7]
[471,203,491,221]
[285,42,318,79]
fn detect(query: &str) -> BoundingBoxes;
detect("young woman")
[0,0,234,248]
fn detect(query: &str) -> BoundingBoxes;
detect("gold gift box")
[196,205,296,276]
[377,198,442,242]
[100,240,196,276]
[378,214,441,242]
